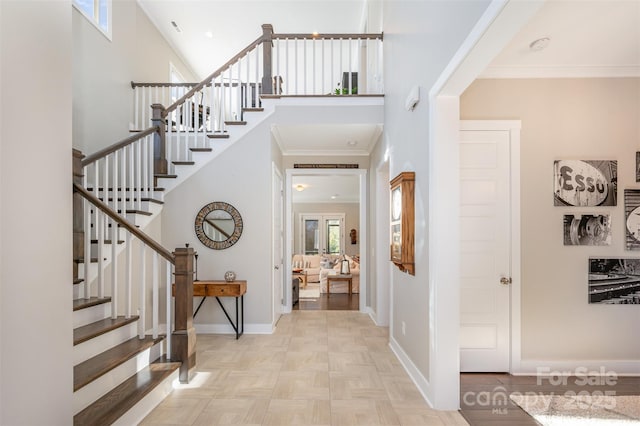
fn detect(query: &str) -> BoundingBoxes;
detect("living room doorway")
[285,169,367,312]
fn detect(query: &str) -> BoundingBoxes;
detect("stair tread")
[154,174,177,179]
[73,357,180,426]
[126,209,153,216]
[73,297,112,311]
[242,107,264,112]
[172,161,195,165]
[74,279,84,285]
[74,335,164,391]
[190,147,212,152]
[98,197,164,205]
[74,316,139,346]
[90,239,125,244]
[207,133,230,139]
[224,120,247,125]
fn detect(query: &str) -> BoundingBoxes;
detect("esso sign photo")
[554,160,616,206]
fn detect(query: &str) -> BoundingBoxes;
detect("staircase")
[71,24,383,425]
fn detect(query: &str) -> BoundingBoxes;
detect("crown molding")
[480,65,640,79]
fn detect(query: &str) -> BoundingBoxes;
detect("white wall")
[461,78,640,368]
[73,0,196,154]
[292,202,360,256]
[381,0,490,387]
[0,1,73,424]
[161,121,275,331]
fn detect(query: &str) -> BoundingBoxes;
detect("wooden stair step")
[172,161,195,166]
[154,174,177,179]
[98,197,164,205]
[74,257,100,264]
[126,209,153,216]
[242,107,264,112]
[207,133,229,139]
[224,120,247,125]
[74,278,84,285]
[73,297,111,311]
[190,147,212,152]
[73,357,180,426]
[90,239,125,244]
[74,316,139,346]
[87,187,163,192]
[74,335,164,391]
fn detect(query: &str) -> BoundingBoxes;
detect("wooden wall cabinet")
[390,171,415,275]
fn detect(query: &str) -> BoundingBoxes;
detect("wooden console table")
[173,280,246,339]
[326,274,352,296]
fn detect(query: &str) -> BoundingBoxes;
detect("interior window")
[73,0,111,40]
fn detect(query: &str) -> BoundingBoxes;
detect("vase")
[224,271,236,282]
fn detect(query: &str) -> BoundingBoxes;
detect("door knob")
[274,266,279,270]
[500,277,512,285]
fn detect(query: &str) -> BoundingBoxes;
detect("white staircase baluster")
[110,216,118,319]
[152,251,159,339]
[97,210,104,298]
[125,232,132,318]
[83,176,91,300]
[134,88,139,130]
[166,261,172,358]
[294,38,298,94]
[285,38,289,96]
[139,243,146,339]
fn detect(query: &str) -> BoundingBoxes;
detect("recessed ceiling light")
[529,37,550,52]
[347,140,358,146]
[205,31,213,39]
[295,184,305,192]
[331,194,338,199]
[171,20,182,33]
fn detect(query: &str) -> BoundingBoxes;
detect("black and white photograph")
[553,160,617,206]
[625,189,640,250]
[563,214,611,246]
[589,258,640,304]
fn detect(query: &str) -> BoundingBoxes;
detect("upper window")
[73,0,112,40]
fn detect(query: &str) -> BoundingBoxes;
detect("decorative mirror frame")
[194,201,243,250]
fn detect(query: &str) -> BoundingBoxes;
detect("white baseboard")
[389,336,434,408]
[514,359,640,377]
[194,323,274,335]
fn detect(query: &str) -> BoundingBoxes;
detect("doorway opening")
[285,169,367,312]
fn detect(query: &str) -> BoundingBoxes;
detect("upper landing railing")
[131,24,384,133]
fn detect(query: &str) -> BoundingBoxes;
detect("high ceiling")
[482,0,640,78]
[138,0,368,80]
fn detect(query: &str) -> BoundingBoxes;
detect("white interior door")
[273,167,284,323]
[459,128,512,372]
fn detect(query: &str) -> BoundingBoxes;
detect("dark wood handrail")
[130,81,255,88]
[73,182,175,264]
[163,34,266,117]
[273,33,383,41]
[81,126,159,167]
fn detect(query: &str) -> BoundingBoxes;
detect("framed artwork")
[553,160,617,206]
[390,171,415,275]
[588,258,640,304]
[624,189,640,250]
[563,214,611,246]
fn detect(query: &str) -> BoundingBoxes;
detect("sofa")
[319,255,360,294]
[291,254,343,283]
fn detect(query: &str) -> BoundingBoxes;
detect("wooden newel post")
[72,149,85,282]
[151,103,168,176]
[172,247,196,383]
[261,24,274,95]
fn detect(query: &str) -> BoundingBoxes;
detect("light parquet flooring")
[141,311,468,426]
